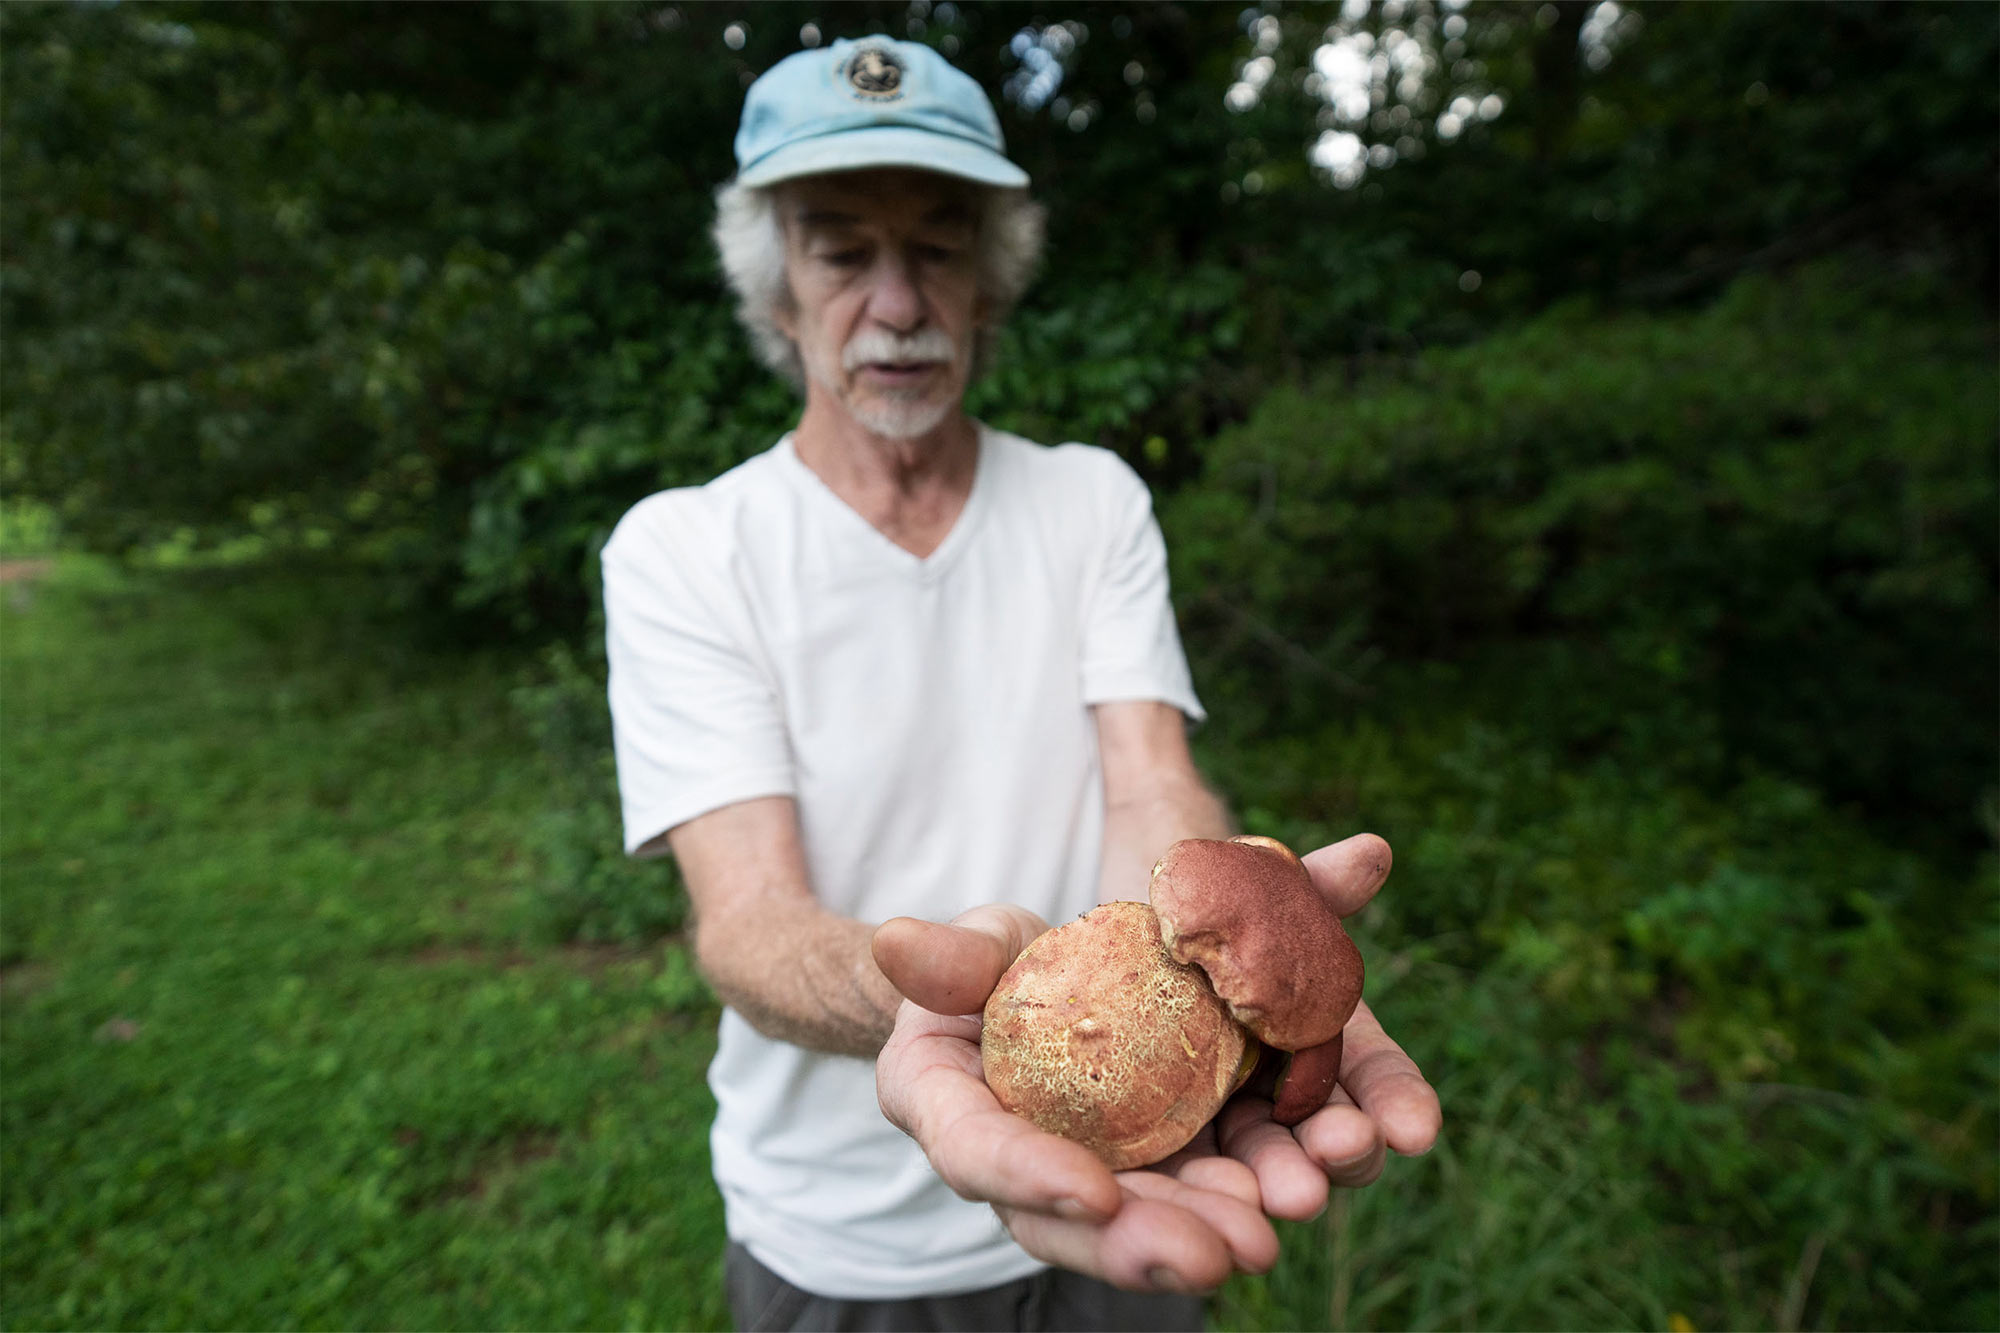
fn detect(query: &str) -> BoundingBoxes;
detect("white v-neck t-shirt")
[602,424,1204,1299]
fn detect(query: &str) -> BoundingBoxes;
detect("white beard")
[807,327,964,439]
[847,391,956,440]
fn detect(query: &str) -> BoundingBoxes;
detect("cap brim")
[737,125,1029,188]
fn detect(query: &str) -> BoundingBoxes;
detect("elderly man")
[602,36,1440,1332]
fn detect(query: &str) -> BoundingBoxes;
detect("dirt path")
[0,558,54,585]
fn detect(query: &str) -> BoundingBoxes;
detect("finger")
[1144,1125,1263,1209]
[872,905,1047,1015]
[1119,1171,1279,1276]
[1152,1146,1263,1209]
[1333,999,1442,1157]
[1215,1097,1329,1221]
[996,1177,1276,1293]
[997,1196,1233,1295]
[1301,832,1394,919]
[1293,1088,1389,1188]
[877,1006,1123,1221]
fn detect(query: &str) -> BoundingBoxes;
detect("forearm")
[668,796,904,1059]
[695,901,904,1058]
[1099,771,1234,903]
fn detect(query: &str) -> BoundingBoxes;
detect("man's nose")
[863,253,924,331]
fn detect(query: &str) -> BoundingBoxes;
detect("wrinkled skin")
[874,832,1441,1295]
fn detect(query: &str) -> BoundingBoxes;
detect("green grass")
[2,561,728,1330]
[5,560,1993,1330]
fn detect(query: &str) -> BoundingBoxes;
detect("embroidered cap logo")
[846,45,904,99]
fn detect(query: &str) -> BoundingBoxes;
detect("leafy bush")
[1168,260,1998,847]
[1163,260,1998,1328]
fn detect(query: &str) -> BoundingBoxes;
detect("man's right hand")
[872,907,1281,1294]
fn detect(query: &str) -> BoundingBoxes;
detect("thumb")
[1300,833,1394,920]
[872,905,1048,1017]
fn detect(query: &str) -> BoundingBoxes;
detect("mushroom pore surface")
[981,901,1247,1171]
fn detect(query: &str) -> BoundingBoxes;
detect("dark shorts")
[724,1241,1208,1333]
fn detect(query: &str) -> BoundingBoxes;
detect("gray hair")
[711,178,1046,389]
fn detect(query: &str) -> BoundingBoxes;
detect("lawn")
[2,560,728,1330]
[4,557,1993,1330]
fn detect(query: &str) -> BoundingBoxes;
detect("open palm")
[873,833,1442,1294]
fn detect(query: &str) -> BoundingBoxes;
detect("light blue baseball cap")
[733,37,1029,189]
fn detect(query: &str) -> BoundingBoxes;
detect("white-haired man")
[602,36,1440,1332]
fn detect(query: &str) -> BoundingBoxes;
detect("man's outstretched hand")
[871,833,1442,1295]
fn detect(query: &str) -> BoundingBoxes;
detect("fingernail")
[1053,1195,1111,1222]
[1147,1267,1192,1294]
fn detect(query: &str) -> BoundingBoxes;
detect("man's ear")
[771,262,802,341]
[770,191,801,341]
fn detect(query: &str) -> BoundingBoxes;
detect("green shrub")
[1168,261,1998,848]
[1166,260,1997,1327]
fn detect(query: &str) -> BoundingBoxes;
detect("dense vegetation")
[4,0,1995,1329]
[7,1,1993,626]
[1172,261,1997,850]
[1183,268,1997,1328]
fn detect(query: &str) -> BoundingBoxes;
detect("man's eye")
[916,244,962,263]
[822,250,867,267]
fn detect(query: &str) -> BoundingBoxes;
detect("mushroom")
[1149,836,1362,1051]
[1242,1033,1346,1128]
[981,901,1252,1171]
[1149,835,1364,1124]
[981,835,1367,1166]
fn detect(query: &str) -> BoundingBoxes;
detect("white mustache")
[843,329,958,372]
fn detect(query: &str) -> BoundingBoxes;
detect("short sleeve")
[602,496,796,857]
[1077,454,1207,723]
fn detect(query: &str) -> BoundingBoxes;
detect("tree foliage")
[5,0,1993,625]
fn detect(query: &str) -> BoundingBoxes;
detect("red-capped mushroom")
[1148,835,1363,1055]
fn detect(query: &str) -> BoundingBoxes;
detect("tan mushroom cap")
[1149,835,1364,1052]
[982,901,1248,1171]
